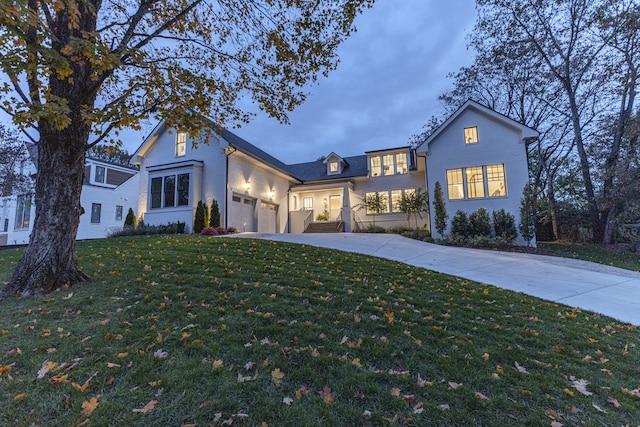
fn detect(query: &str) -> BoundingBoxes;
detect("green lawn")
[1,235,639,426]
[538,241,640,272]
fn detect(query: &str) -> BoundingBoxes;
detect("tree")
[432,181,448,237]
[210,199,221,227]
[203,201,210,232]
[0,124,34,201]
[124,208,137,229]
[519,184,536,246]
[87,144,133,167]
[357,193,387,227]
[397,187,429,228]
[0,0,374,296]
[194,201,206,234]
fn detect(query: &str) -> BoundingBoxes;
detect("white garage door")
[232,195,256,232]
[259,202,277,233]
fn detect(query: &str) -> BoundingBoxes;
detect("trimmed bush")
[124,208,137,229]
[493,208,517,242]
[108,221,185,237]
[469,208,492,238]
[194,201,206,234]
[433,181,448,236]
[210,199,221,227]
[450,210,471,239]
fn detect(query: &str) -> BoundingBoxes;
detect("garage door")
[232,195,256,232]
[259,202,277,233]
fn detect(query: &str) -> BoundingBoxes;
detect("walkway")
[232,233,640,326]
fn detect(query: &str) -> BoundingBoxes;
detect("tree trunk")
[1,124,91,297]
[546,171,560,240]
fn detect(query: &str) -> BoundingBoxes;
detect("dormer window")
[323,152,346,175]
[329,161,339,173]
[176,131,187,156]
[95,165,105,183]
[369,151,409,177]
[464,126,478,144]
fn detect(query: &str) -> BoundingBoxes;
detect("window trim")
[115,205,123,221]
[95,165,106,183]
[175,131,187,157]
[445,164,507,201]
[464,126,479,144]
[369,151,410,178]
[91,203,102,224]
[149,172,190,210]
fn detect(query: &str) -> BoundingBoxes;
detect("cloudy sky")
[113,0,478,164]
[227,0,478,164]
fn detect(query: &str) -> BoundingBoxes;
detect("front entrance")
[329,195,341,220]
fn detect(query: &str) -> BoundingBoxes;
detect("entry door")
[329,195,341,220]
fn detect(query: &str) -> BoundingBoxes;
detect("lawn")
[538,241,640,272]
[1,235,639,426]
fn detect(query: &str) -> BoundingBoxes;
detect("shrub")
[316,210,330,221]
[210,199,221,227]
[200,227,219,236]
[469,208,492,238]
[493,209,517,242]
[227,226,238,234]
[124,208,137,229]
[203,202,210,231]
[519,184,536,246]
[450,210,471,239]
[194,201,206,233]
[356,225,386,233]
[386,226,414,235]
[108,221,185,237]
[433,181,448,236]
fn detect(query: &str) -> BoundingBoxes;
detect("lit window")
[176,132,187,157]
[115,205,123,221]
[91,203,102,223]
[446,169,464,200]
[150,173,190,209]
[303,197,313,210]
[466,166,485,198]
[464,126,478,144]
[95,166,106,183]
[383,154,394,176]
[370,157,381,177]
[329,161,339,173]
[487,164,506,197]
[391,190,403,213]
[396,153,408,175]
[364,191,389,215]
[14,194,31,230]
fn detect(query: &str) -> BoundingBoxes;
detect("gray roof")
[218,128,292,176]
[287,155,368,182]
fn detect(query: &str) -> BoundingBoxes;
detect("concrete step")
[304,221,344,233]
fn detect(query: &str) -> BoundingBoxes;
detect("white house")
[417,100,538,244]
[0,151,139,245]
[1,99,537,245]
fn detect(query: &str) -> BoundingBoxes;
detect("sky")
[124,0,479,164]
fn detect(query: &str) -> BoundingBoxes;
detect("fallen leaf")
[474,391,489,400]
[438,403,450,410]
[133,400,158,413]
[81,397,99,417]
[363,410,372,419]
[14,393,27,401]
[283,397,294,405]
[390,387,401,397]
[514,362,529,374]
[607,396,621,408]
[153,349,168,359]
[448,381,462,390]
[143,265,152,271]
[319,386,335,404]
[544,408,563,420]
[271,368,284,387]
[212,360,224,369]
[592,403,607,413]
[622,387,640,398]
[106,362,120,368]
[482,353,490,361]
[550,422,564,427]
[571,378,593,396]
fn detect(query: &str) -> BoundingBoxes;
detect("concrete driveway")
[232,233,640,326]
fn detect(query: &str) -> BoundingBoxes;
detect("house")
[0,150,139,245]
[417,100,538,244]
[131,100,535,240]
[1,99,536,245]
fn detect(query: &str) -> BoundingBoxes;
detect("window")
[150,173,190,209]
[487,164,506,197]
[364,192,389,214]
[446,169,464,200]
[303,197,313,210]
[395,153,408,175]
[391,190,403,213]
[115,205,123,221]
[329,161,338,173]
[446,164,507,200]
[91,203,102,223]
[3,218,8,233]
[383,154,394,176]
[232,195,241,203]
[466,166,485,198]
[175,132,187,157]
[370,157,381,177]
[14,194,31,230]
[464,126,478,144]
[95,166,105,183]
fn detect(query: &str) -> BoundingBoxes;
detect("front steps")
[303,221,344,233]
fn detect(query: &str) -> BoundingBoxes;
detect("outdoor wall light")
[244,181,250,191]
[269,190,275,198]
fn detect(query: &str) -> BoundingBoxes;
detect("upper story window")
[464,126,478,144]
[370,152,409,178]
[176,132,187,157]
[329,161,339,173]
[95,166,106,183]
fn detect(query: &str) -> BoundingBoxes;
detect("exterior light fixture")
[244,181,250,191]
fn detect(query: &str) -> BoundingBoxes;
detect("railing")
[351,209,364,231]
[302,210,313,233]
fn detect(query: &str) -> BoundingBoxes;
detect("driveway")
[232,233,640,326]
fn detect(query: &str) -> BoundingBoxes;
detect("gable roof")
[416,99,539,152]
[217,128,293,177]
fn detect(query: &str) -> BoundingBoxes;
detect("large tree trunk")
[1,0,98,297]
[1,123,91,297]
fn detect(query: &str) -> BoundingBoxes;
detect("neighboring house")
[417,100,538,244]
[0,151,139,245]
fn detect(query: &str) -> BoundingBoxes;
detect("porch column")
[342,186,352,232]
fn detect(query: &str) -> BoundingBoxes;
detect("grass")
[0,235,639,426]
[538,241,640,272]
